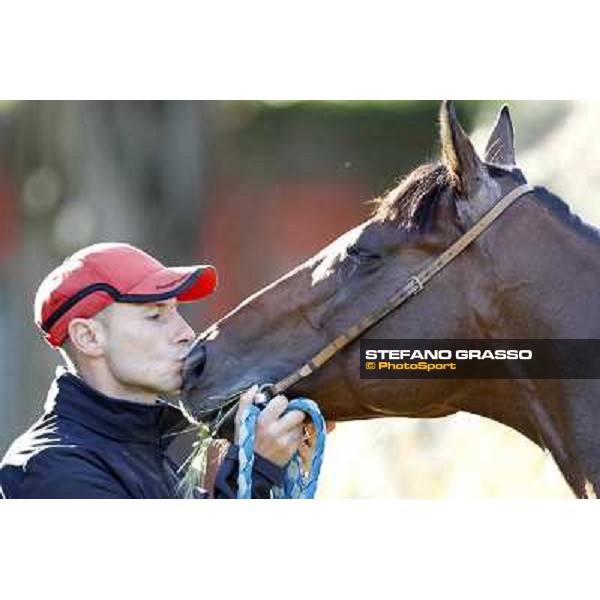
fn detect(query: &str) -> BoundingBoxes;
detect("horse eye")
[347,245,381,263]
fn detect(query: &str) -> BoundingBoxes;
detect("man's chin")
[162,374,184,396]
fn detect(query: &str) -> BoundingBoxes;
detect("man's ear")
[67,318,106,358]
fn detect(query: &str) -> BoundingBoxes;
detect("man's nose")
[175,314,196,345]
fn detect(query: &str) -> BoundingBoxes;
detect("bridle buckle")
[407,275,424,295]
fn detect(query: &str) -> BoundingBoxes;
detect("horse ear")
[484,104,516,165]
[440,100,488,197]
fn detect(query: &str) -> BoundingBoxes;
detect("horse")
[181,101,600,498]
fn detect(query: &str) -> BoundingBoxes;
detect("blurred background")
[0,100,597,498]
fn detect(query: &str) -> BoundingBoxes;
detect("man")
[0,242,317,499]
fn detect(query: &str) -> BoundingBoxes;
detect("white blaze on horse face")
[310,223,366,286]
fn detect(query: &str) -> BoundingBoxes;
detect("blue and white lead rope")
[237,397,326,499]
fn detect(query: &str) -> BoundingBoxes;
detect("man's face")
[99,299,196,398]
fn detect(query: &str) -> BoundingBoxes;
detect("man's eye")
[147,313,162,321]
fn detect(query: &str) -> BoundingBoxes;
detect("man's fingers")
[259,394,289,419]
[238,384,259,409]
[274,409,306,433]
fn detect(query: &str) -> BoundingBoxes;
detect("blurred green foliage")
[221,100,488,193]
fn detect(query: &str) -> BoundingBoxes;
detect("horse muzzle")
[182,343,206,392]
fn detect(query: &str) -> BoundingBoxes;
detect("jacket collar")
[44,367,190,445]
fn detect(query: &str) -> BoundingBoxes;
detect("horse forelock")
[371,163,450,231]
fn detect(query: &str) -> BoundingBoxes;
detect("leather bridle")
[268,183,534,395]
[205,183,534,433]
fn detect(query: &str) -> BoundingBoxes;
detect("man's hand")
[234,385,305,467]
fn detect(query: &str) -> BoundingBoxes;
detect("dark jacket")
[0,368,284,499]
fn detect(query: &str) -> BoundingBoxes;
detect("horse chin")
[180,386,236,420]
[180,372,261,423]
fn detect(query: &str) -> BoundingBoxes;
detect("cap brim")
[126,265,217,303]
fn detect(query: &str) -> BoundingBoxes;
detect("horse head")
[182,101,600,497]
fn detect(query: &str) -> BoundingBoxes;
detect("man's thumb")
[238,384,259,410]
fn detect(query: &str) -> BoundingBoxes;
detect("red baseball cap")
[34,242,218,348]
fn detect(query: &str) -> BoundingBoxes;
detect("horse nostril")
[185,344,206,382]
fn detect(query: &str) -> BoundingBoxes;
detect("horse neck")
[486,196,599,338]
[476,197,600,496]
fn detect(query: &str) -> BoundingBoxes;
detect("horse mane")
[371,161,600,243]
[371,163,451,231]
[534,186,600,244]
